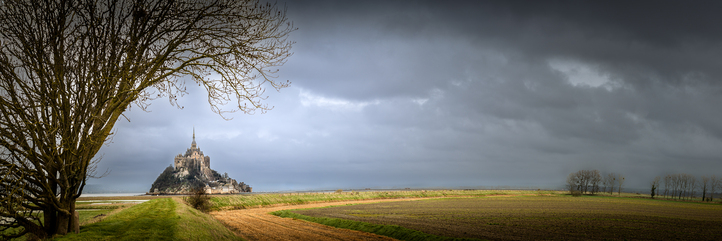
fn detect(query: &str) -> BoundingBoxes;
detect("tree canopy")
[0,0,294,239]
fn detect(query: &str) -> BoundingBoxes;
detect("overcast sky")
[88,0,722,193]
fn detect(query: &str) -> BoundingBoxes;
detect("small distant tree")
[567,170,601,195]
[679,174,688,199]
[589,170,601,194]
[710,175,719,201]
[650,176,660,199]
[566,172,580,194]
[606,173,616,195]
[185,188,211,212]
[680,174,687,199]
[672,174,682,199]
[672,173,698,200]
[701,176,710,201]
[687,175,698,200]
[663,174,671,198]
[617,174,625,195]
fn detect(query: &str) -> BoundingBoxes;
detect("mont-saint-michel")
[148,129,251,194]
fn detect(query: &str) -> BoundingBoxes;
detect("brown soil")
[295,196,722,241]
[210,198,436,241]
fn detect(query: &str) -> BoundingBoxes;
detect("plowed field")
[293,196,722,240]
[211,198,437,241]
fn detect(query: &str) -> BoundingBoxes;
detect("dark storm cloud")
[87,1,722,192]
[285,0,722,176]
[290,1,722,92]
[283,0,722,138]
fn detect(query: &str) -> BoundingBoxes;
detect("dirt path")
[210,198,437,241]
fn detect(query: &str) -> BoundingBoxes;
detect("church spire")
[192,127,197,148]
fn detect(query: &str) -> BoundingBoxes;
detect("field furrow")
[292,196,722,241]
[211,198,436,241]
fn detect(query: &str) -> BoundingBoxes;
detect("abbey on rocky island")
[149,129,251,194]
[174,130,213,179]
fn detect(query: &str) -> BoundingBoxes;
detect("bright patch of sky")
[547,59,614,90]
[299,89,379,111]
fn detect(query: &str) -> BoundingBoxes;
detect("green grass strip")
[173,198,244,241]
[54,198,243,241]
[212,190,560,210]
[272,210,484,241]
[55,198,177,241]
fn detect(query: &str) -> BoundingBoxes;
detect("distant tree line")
[567,171,722,201]
[566,170,625,195]
[652,174,721,201]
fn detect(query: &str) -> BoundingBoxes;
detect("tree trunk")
[44,168,58,235]
[43,207,57,236]
[56,211,70,235]
[22,221,47,241]
[36,196,79,237]
[54,197,75,236]
[70,202,79,234]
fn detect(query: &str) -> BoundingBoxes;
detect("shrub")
[571,190,582,197]
[185,188,211,212]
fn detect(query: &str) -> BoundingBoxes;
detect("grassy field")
[210,189,559,210]
[76,196,169,201]
[7,190,715,240]
[3,200,130,240]
[54,198,242,241]
[279,195,722,240]
[75,199,147,226]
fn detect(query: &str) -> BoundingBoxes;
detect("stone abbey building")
[149,129,251,194]
[174,129,213,179]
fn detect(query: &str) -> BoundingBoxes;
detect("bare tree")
[688,175,697,200]
[606,173,616,195]
[617,174,625,195]
[679,174,687,199]
[579,170,590,193]
[589,170,601,194]
[0,0,294,239]
[673,174,682,199]
[663,174,671,198]
[668,174,675,199]
[650,176,660,199]
[678,174,685,199]
[710,175,718,201]
[676,173,697,200]
[566,170,602,195]
[566,172,579,194]
[701,176,710,201]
